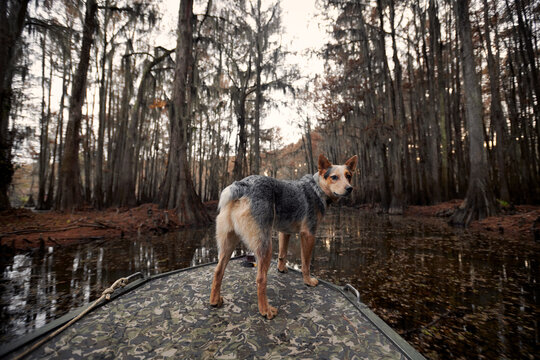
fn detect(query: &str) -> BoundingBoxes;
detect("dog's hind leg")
[277,232,290,273]
[229,197,277,318]
[255,238,278,319]
[300,231,319,287]
[210,210,239,307]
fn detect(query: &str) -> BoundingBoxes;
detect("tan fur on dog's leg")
[210,257,227,307]
[300,231,318,287]
[210,207,239,307]
[256,242,278,319]
[277,232,290,273]
[210,233,237,306]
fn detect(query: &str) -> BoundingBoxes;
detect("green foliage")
[497,199,510,207]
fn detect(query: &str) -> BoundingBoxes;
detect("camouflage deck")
[6,259,423,359]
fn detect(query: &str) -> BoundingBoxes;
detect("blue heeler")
[210,154,358,319]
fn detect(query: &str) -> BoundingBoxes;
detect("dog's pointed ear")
[345,155,358,172]
[318,154,332,174]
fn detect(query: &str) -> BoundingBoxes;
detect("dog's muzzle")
[334,186,353,197]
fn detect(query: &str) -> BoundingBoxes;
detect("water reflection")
[0,228,235,344]
[0,209,538,359]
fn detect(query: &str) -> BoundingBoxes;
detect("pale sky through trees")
[14,0,328,165]
[160,0,329,143]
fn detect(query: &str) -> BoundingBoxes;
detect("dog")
[209,154,358,319]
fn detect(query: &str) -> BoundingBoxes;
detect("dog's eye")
[331,175,338,180]
[346,174,352,180]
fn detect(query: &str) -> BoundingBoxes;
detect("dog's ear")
[318,154,332,174]
[345,155,358,172]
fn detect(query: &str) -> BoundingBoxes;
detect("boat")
[1,256,425,359]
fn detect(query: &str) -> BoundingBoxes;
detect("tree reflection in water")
[0,228,228,345]
[0,209,538,359]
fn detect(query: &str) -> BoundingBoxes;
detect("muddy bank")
[0,203,216,251]
[404,199,540,241]
[1,200,539,252]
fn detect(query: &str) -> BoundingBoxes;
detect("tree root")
[449,178,498,227]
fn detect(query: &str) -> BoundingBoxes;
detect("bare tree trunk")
[450,0,497,226]
[515,0,540,126]
[45,110,60,209]
[94,2,110,209]
[37,32,50,209]
[46,40,70,209]
[482,0,509,202]
[0,0,30,210]
[388,0,406,214]
[53,35,71,208]
[452,22,468,196]
[56,0,98,211]
[232,91,249,181]
[422,5,441,204]
[253,0,263,175]
[43,49,54,207]
[429,0,448,200]
[158,0,209,225]
[376,0,403,214]
[83,96,94,203]
[110,44,133,205]
[197,113,206,197]
[116,49,172,207]
[104,48,115,206]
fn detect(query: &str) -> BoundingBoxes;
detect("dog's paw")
[304,277,319,287]
[260,305,278,320]
[277,259,288,273]
[210,296,223,307]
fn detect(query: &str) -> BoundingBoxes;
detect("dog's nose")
[346,186,353,193]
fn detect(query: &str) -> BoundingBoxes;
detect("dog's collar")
[310,174,331,210]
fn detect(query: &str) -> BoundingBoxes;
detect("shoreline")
[0,203,213,252]
[1,200,539,252]
[404,199,540,241]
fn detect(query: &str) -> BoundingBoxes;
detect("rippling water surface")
[1,209,538,359]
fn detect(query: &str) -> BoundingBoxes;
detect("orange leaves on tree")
[149,99,167,110]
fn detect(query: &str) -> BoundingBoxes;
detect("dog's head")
[318,154,358,200]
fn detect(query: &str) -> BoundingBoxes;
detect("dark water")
[0,209,538,359]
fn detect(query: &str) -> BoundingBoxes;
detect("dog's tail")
[217,181,248,212]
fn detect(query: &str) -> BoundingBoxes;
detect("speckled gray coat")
[220,174,327,235]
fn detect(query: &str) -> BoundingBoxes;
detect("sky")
[266,0,328,143]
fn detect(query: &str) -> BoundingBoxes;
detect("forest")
[1,0,539,227]
[1,1,540,358]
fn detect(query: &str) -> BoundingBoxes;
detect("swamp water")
[0,209,538,359]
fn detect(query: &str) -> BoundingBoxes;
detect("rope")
[13,277,129,360]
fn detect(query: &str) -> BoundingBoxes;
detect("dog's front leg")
[300,232,319,287]
[256,243,278,319]
[277,232,290,273]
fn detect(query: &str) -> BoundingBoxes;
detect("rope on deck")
[13,277,129,360]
